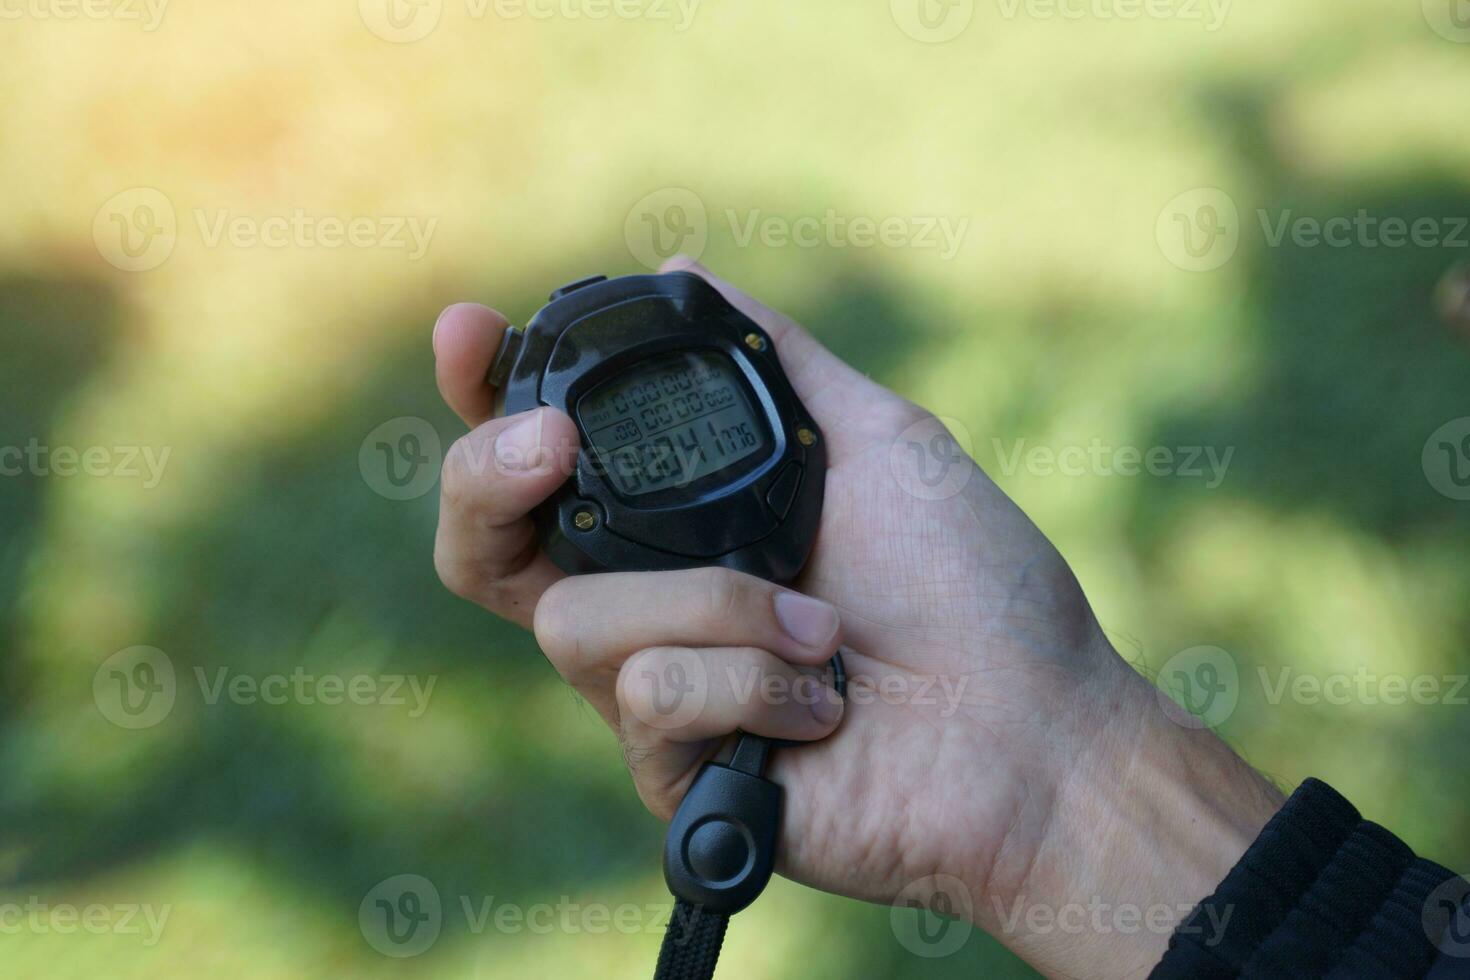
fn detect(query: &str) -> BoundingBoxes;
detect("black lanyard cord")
[651,652,846,980]
[654,900,730,980]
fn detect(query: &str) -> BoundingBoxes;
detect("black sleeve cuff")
[1150,777,1463,979]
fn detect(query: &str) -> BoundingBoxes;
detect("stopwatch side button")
[548,275,609,302]
[764,462,802,520]
[487,326,524,388]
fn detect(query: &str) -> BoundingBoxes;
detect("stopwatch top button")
[548,275,608,302]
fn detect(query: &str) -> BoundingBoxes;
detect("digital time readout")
[578,350,768,497]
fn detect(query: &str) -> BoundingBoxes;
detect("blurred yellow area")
[1,1,1468,977]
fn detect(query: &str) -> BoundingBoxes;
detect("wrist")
[978,641,1284,979]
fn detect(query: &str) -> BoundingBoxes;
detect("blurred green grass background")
[2,1,1469,976]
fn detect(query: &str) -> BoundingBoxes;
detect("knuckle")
[694,566,748,627]
[434,547,481,601]
[435,539,529,615]
[614,647,668,714]
[533,579,579,663]
[476,579,520,616]
[438,436,480,510]
[616,645,703,725]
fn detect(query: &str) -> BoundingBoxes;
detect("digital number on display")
[578,351,768,497]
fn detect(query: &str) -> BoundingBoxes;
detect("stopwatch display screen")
[578,350,767,497]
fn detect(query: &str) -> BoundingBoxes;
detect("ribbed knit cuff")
[1151,778,1460,979]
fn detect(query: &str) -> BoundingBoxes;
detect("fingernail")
[775,592,839,650]
[810,684,843,726]
[495,410,546,472]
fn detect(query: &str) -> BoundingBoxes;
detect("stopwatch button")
[548,275,608,302]
[765,462,803,520]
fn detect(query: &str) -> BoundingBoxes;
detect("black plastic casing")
[496,272,826,587]
[662,760,780,916]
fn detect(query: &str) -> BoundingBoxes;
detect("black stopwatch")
[489,271,826,587]
[488,272,843,980]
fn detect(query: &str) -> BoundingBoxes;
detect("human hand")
[432,258,1283,978]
